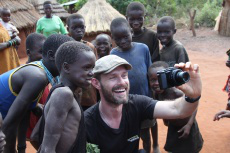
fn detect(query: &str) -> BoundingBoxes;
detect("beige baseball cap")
[93,55,132,74]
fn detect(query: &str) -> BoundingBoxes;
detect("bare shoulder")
[17,65,48,83]
[49,87,74,107]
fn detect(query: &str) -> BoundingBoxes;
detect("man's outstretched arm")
[154,62,202,119]
[40,88,73,153]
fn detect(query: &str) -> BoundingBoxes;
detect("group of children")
[0,1,203,153]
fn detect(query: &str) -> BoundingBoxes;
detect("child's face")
[44,4,53,17]
[149,67,164,94]
[28,39,45,62]
[1,10,10,23]
[112,27,132,51]
[127,10,144,32]
[67,51,96,89]
[157,21,176,46]
[68,18,85,41]
[0,115,6,153]
[96,35,112,58]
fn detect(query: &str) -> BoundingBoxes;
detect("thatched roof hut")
[27,0,70,20]
[77,0,125,38]
[0,0,41,58]
[0,0,40,31]
[219,0,230,36]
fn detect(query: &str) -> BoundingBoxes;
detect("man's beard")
[100,83,129,105]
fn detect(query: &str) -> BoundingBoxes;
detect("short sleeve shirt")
[132,27,160,62]
[84,94,158,153]
[160,40,189,67]
[110,42,152,97]
[36,15,68,37]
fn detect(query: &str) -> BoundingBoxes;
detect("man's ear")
[47,50,55,60]
[62,62,70,73]
[26,49,30,56]
[91,78,101,90]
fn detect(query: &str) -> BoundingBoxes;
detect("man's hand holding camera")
[174,62,202,99]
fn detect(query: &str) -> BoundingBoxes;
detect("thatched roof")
[27,0,70,20]
[0,0,41,30]
[77,0,125,36]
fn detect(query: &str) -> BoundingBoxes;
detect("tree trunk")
[188,9,196,37]
[219,0,230,36]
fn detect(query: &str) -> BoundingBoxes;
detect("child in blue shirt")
[110,17,152,97]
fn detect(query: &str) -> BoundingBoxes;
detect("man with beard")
[84,55,202,153]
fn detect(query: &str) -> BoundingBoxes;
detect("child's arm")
[213,110,230,121]
[151,35,160,61]
[177,46,189,63]
[178,110,197,139]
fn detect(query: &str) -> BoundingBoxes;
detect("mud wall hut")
[77,0,125,45]
[0,0,41,58]
[219,0,230,36]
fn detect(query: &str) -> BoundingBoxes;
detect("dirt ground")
[24,28,230,153]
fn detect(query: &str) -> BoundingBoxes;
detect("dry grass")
[77,0,125,36]
[0,0,40,30]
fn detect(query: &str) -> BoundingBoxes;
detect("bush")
[195,0,222,27]
[107,0,133,15]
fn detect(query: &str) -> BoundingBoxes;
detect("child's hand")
[178,124,192,139]
[226,100,230,110]
[226,60,230,68]
[32,104,44,117]
[10,33,16,39]
[174,62,202,99]
[213,110,230,121]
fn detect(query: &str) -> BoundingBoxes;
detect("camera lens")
[176,71,190,84]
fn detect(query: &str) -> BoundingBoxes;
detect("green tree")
[107,0,133,15]
[195,0,222,27]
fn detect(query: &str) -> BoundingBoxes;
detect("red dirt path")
[24,28,230,153]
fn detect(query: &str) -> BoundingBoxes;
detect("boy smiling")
[126,2,159,62]
[110,17,152,97]
[157,16,189,67]
[67,14,98,110]
[40,41,96,152]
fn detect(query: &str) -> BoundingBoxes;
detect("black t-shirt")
[84,94,157,153]
[132,27,160,62]
[164,120,203,153]
[160,40,189,67]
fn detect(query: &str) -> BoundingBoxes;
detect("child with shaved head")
[126,2,159,62]
[0,8,19,39]
[40,41,96,153]
[67,14,99,111]
[157,16,189,67]
[95,33,112,58]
